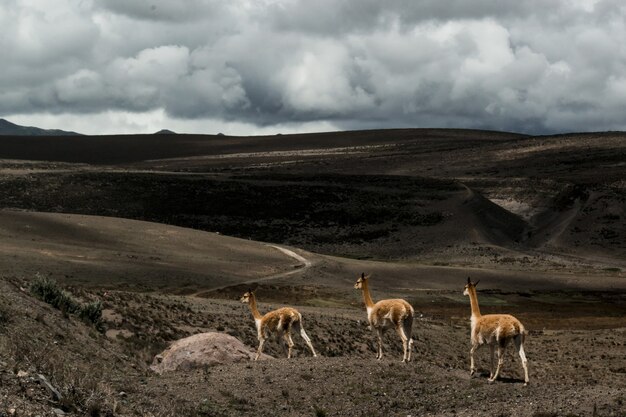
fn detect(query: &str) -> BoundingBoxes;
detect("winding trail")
[190,244,314,297]
[266,244,312,271]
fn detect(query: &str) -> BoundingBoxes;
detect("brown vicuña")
[354,273,414,362]
[463,277,529,385]
[240,290,317,360]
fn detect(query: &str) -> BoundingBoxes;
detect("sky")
[2,0,626,136]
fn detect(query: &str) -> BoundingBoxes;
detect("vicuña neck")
[468,287,481,317]
[360,280,375,309]
[247,295,262,320]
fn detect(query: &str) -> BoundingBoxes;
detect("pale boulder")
[150,332,270,374]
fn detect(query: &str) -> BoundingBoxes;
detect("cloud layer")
[2,0,626,134]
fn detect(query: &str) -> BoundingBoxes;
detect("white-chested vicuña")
[354,273,414,362]
[463,278,529,385]
[240,290,317,360]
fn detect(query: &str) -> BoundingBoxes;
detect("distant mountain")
[154,129,177,135]
[0,118,83,136]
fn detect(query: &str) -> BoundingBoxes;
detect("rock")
[16,370,28,378]
[37,374,62,401]
[150,332,271,374]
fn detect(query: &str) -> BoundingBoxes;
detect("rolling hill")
[0,128,623,266]
[0,118,82,136]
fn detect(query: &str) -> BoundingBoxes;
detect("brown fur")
[354,273,414,362]
[463,278,529,384]
[240,291,317,360]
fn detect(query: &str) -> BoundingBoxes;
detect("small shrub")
[30,275,103,331]
[79,301,104,329]
[30,275,79,314]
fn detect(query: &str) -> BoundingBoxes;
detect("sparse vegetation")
[30,274,103,329]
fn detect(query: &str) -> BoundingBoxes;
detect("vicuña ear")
[467,277,471,284]
[474,280,480,286]
[361,272,365,278]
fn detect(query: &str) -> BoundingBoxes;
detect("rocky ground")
[0,274,624,416]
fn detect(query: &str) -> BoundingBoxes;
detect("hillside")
[0,119,82,136]
[0,128,623,266]
[0,276,141,416]
[0,210,302,291]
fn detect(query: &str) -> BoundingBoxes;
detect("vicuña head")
[463,277,529,385]
[463,278,479,297]
[240,289,317,360]
[354,273,367,289]
[239,289,254,304]
[354,272,415,362]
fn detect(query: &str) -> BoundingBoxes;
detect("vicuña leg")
[489,340,508,382]
[489,344,495,379]
[255,336,266,361]
[470,344,478,376]
[396,324,409,363]
[376,328,384,359]
[283,331,295,358]
[403,316,414,362]
[514,334,529,385]
[295,322,317,357]
[276,330,287,356]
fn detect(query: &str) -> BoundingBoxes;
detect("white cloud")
[278,40,376,115]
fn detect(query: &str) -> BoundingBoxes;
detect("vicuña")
[463,277,529,385]
[354,273,414,362]
[240,290,317,360]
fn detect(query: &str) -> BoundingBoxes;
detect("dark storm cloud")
[96,0,227,22]
[2,0,626,134]
[263,0,555,34]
